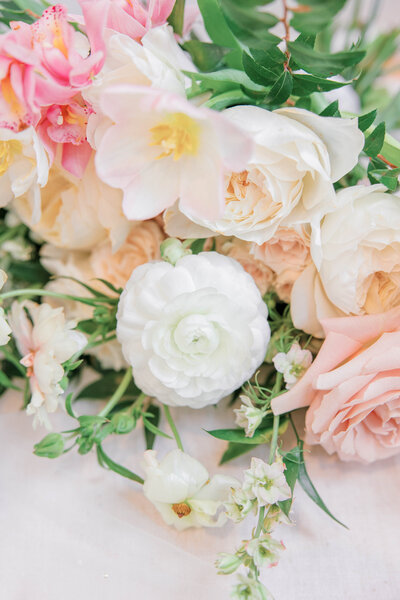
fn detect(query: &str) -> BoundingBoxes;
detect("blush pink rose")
[271,308,400,463]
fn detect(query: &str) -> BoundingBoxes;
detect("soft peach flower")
[271,308,400,463]
[13,159,129,251]
[214,237,274,296]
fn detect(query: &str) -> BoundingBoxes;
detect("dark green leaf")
[292,73,348,96]
[288,40,365,77]
[358,109,377,132]
[143,416,173,440]
[298,444,348,528]
[97,444,144,484]
[8,261,50,285]
[242,52,280,85]
[364,122,385,157]
[290,0,346,34]
[144,404,161,450]
[266,70,293,104]
[190,238,207,254]
[219,441,259,464]
[197,0,239,49]
[278,445,301,517]
[182,41,228,72]
[0,370,21,391]
[319,100,340,117]
[76,371,139,401]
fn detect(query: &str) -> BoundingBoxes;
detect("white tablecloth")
[1,390,400,600]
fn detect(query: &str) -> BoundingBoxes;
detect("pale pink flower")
[95,86,253,220]
[9,300,86,428]
[271,307,400,463]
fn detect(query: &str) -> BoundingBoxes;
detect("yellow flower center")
[150,113,200,161]
[171,502,192,518]
[0,140,22,177]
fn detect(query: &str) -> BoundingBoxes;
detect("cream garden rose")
[13,159,129,251]
[117,252,270,407]
[164,106,364,244]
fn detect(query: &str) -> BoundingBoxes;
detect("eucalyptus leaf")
[288,40,365,77]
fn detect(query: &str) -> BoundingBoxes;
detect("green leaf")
[219,441,259,464]
[144,404,161,450]
[290,0,346,34]
[298,444,348,528]
[96,444,144,484]
[358,109,377,132]
[242,52,280,85]
[292,73,348,96]
[0,370,21,391]
[76,371,139,401]
[182,41,228,72]
[266,70,293,104]
[288,40,365,77]
[205,90,255,111]
[65,393,75,419]
[8,260,50,285]
[34,433,64,459]
[190,238,207,254]
[363,122,385,157]
[368,167,400,191]
[167,0,185,35]
[278,445,301,517]
[319,100,340,117]
[221,0,278,32]
[380,132,400,168]
[185,68,265,93]
[197,0,239,49]
[207,416,288,445]
[142,416,173,440]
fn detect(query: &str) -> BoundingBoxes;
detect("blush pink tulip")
[271,308,400,463]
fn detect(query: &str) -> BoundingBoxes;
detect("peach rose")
[214,237,274,296]
[271,308,400,463]
[252,227,311,303]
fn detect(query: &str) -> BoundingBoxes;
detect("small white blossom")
[215,553,243,575]
[2,239,33,261]
[234,395,266,437]
[142,449,239,530]
[225,485,257,523]
[231,575,272,600]
[243,457,291,507]
[273,342,312,389]
[246,534,284,569]
[9,300,86,428]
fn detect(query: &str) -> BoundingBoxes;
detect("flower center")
[171,502,191,518]
[0,140,22,176]
[364,269,400,313]
[150,113,199,161]
[173,314,219,356]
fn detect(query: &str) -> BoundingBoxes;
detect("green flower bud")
[33,433,64,458]
[111,412,136,434]
[160,238,192,265]
[215,553,242,575]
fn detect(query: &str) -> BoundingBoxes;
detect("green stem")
[0,288,116,306]
[254,505,265,538]
[268,414,280,465]
[98,367,133,418]
[163,405,184,451]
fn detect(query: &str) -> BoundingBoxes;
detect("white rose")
[316,184,400,316]
[164,106,364,244]
[13,159,130,251]
[0,127,49,222]
[142,449,239,530]
[117,252,270,407]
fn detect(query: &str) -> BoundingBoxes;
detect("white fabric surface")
[1,389,400,600]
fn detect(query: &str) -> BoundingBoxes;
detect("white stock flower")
[273,342,312,389]
[117,252,270,408]
[234,395,266,437]
[225,485,257,523]
[246,534,284,569]
[164,106,363,245]
[9,301,86,428]
[0,269,11,345]
[0,127,49,223]
[142,449,239,530]
[243,457,291,506]
[231,575,272,600]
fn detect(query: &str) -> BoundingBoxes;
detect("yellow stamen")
[150,113,200,161]
[0,140,23,177]
[171,502,192,518]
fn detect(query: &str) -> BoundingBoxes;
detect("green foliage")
[144,404,161,449]
[278,445,301,517]
[34,433,65,459]
[363,122,386,157]
[287,40,365,78]
[167,0,185,36]
[97,444,144,484]
[76,371,139,401]
[290,0,346,34]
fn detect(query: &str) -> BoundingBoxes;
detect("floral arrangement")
[0,0,399,597]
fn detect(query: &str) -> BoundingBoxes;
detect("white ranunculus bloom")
[13,159,130,251]
[0,269,11,346]
[142,449,239,530]
[315,184,400,316]
[117,252,270,408]
[9,301,87,428]
[0,127,49,222]
[164,106,364,245]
